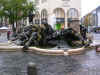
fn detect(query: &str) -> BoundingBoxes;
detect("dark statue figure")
[13,23,82,51]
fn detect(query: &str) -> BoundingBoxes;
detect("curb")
[66,47,85,55]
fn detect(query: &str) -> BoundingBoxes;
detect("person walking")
[80,25,87,45]
[7,30,11,40]
[83,27,87,40]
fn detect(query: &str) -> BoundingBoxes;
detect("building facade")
[96,6,100,26]
[34,0,81,30]
[81,6,100,27]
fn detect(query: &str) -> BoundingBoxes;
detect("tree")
[0,0,36,33]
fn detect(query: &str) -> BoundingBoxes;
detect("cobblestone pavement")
[0,50,99,75]
[0,33,100,75]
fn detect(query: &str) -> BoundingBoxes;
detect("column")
[65,9,68,29]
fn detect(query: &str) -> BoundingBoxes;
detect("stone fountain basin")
[0,42,86,56]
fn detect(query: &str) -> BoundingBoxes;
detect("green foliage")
[0,0,35,31]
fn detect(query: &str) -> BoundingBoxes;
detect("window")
[35,0,39,5]
[41,0,47,3]
[54,8,65,23]
[68,8,79,18]
[41,9,48,24]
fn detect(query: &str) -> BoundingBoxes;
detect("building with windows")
[34,0,81,31]
[95,6,100,26]
[81,6,100,27]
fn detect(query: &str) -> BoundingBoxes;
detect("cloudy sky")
[82,0,100,17]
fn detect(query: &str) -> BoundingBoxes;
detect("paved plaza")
[0,33,100,75]
[0,50,100,75]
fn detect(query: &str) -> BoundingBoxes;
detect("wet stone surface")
[0,33,100,75]
[0,50,100,75]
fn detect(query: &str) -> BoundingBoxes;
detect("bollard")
[27,62,37,75]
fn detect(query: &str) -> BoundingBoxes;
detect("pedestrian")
[7,30,11,40]
[87,32,93,43]
[80,25,87,45]
[83,27,87,40]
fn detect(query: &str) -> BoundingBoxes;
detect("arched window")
[35,12,40,24]
[67,8,79,19]
[41,9,48,24]
[53,8,65,23]
[41,0,47,3]
[53,8,65,29]
[35,0,39,4]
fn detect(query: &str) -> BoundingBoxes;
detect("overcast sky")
[82,0,100,17]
